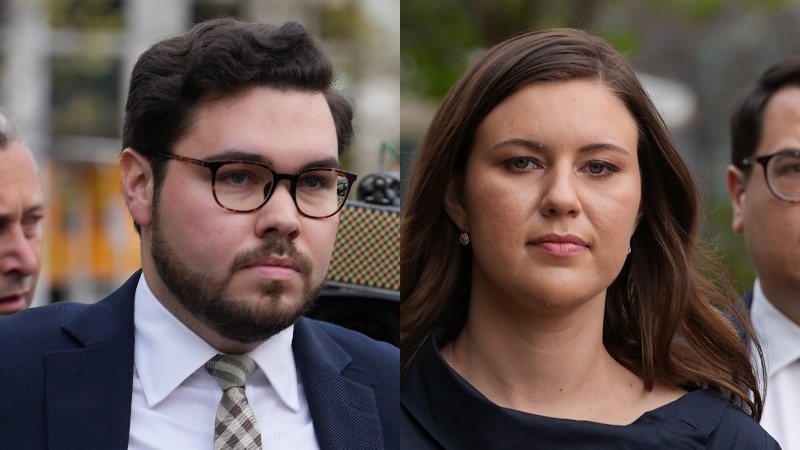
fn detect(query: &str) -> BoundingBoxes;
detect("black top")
[401,332,781,450]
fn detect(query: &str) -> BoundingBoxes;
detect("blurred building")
[0,0,399,306]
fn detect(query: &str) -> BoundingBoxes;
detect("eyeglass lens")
[213,162,349,216]
[766,152,800,201]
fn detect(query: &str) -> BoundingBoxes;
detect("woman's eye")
[507,158,539,171]
[585,161,618,176]
[588,162,606,174]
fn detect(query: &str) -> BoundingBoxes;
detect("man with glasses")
[728,53,800,450]
[0,110,44,315]
[0,18,398,449]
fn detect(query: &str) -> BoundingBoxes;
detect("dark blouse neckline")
[401,331,741,449]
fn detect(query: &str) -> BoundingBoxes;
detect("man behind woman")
[727,52,800,450]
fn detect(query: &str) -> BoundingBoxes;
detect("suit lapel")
[45,273,139,450]
[293,318,384,450]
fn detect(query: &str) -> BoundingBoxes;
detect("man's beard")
[149,216,321,344]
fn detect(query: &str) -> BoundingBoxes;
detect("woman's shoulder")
[663,389,781,449]
[709,401,781,449]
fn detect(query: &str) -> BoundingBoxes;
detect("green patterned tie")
[205,354,263,450]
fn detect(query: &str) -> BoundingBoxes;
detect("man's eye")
[218,171,258,186]
[22,215,43,238]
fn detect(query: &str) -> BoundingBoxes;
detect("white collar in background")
[751,279,800,375]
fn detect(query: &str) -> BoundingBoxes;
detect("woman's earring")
[459,232,470,246]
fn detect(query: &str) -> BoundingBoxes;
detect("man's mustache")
[230,239,312,275]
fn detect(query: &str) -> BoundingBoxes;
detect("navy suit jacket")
[0,272,399,449]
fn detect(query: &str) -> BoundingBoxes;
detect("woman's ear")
[443,176,468,231]
[120,148,155,228]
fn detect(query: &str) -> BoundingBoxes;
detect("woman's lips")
[529,233,588,257]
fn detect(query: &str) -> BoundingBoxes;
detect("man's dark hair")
[123,18,353,231]
[730,53,800,170]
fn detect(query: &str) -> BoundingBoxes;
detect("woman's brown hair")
[401,28,765,419]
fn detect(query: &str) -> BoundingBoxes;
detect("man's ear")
[443,176,468,231]
[120,148,154,228]
[727,165,747,234]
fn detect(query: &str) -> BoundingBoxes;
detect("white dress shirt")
[750,279,800,450]
[128,274,320,449]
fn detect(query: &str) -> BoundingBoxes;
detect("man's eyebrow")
[24,204,45,216]
[0,202,44,227]
[299,158,340,171]
[205,149,340,171]
[204,149,270,164]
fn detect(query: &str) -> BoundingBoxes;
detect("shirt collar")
[133,274,300,411]
[751,279,800,375]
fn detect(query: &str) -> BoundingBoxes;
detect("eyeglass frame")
[741,149,800,203]
[153,151,358,218]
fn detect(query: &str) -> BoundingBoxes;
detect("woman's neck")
[440,292,681,424]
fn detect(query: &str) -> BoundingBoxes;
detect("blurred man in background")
[0,109,44,315]
[728,53,800,450]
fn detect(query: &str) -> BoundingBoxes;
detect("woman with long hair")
[401,28,779,449]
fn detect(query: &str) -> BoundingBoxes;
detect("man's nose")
[0,227,40,276]
[254,180,302,239]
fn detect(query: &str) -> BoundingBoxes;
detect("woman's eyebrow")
[490,138,631,155]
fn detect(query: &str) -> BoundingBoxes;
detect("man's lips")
[0,292,27,314]
[244,256,301,272]
[0,291,28,303]
[242,256,302,280]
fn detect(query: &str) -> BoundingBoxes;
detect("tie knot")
[205,354,258,391]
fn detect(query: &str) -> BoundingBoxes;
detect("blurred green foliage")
[402,0,791,101]
[402,0,614,99]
